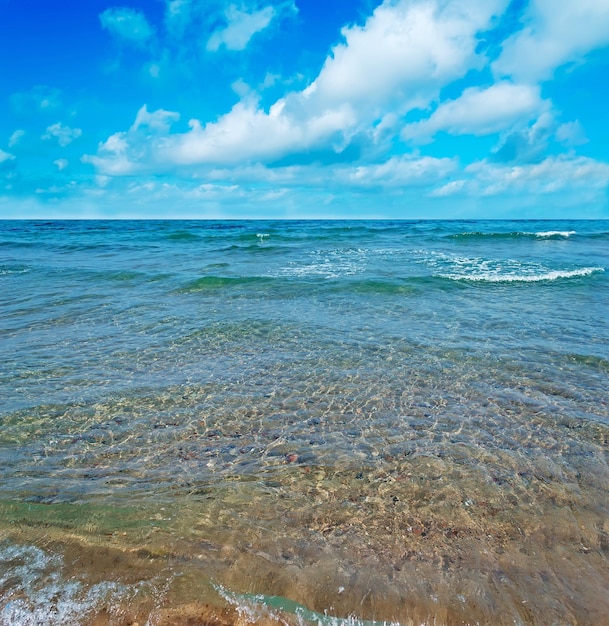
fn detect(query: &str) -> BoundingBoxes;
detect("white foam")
[279,248,369,279]
[441,266,604,283]
[0,543,127,626]
[534,230,576,238]
[417,251,604,283]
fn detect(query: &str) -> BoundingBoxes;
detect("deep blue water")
[1,220,608,625]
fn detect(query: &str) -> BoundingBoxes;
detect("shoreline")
[2,450,609,626]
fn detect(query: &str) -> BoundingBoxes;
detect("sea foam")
[420,250,604,283]
[0,544,127,626]
[443,266,604,283]
[534,230,577,238]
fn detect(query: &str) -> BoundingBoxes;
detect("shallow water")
[1,220,608,625]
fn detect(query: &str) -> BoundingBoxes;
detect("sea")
[0,219,608,626]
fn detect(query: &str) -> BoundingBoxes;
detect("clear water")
[0,220,608,625]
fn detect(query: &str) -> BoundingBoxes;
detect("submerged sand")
[2,443,609,625]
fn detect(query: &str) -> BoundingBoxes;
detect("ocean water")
[0,219,608,625]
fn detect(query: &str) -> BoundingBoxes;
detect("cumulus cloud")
[83,105,181,175]
[89,0,507,174]
[154,103,303,166]
[100,7,155,46]
[207,3,294,52]
[199,0,508,156]
[42,123,82,147]
[86,0,609,212]
[83,133,138,176]
[403,82,547,141]
[307,0,508,116]
[493,0,609,81]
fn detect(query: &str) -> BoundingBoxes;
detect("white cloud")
[54,159,69,171]
[98,0,507,171]
[339,155,457,187]
[493,0,609,81]
[206,4,288,52]
[83,132,140,175]
[0,149,16,164]
[130,104,180,133]
[260,72,280,89]
[98,0,608,204]
[403,82,547,141]
[100,7,154,46]
[464,155,609,196]
[8,130,25,147]
[42,123,82,147]
[83,105,180,175]
[430,179,466,196]
[555,120,588,147]
[307,0,508,117]
[159,101,339,165]
[427,154,609,210]
[231,79,252,98]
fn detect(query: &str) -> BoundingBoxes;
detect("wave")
[418,250,605,284]
[440,266,604,284]
[213,242,286,254]
[175,265,605,296]
[165,231,203,242]
[534,230,577,238]
[0,264,30,276]
[449,230,577,241]
[177,275,276,293]
[176,273,424,299]
[217,584,400,626]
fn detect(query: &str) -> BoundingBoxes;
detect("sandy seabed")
[3,445,609,626]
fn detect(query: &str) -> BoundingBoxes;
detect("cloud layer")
[3,0,609,217]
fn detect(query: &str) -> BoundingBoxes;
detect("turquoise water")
[1,220,608,625]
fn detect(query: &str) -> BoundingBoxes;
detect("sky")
[1,0,609,219]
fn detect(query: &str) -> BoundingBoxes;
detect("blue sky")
[1,0,609,219]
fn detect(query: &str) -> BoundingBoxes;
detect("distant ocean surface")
[1,220,608,625]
